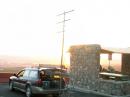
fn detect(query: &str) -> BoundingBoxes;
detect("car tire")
[26,86,32,97]
[9,81,14,91]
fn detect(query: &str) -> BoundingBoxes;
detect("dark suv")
[9,67,69,97]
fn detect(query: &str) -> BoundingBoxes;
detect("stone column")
[122,54,130,75]
[69,44,101,90]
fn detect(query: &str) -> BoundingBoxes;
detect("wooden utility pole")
[57,10,74,94]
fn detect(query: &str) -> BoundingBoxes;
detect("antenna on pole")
[57,10,74,94]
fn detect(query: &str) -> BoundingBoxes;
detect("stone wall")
[69,44,130,96]
[69,44,101,91]
[98,79,130,96]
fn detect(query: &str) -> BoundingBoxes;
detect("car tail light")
[63,77,70,85]
[54,75,60,79]
[36,79,42,86]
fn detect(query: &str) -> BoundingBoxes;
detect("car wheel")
[9,81,14,91]
[26,86,32,97]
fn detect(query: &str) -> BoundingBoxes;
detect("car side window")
[17,70,25,77]
[23,70,30,78]
[29,70,38,79]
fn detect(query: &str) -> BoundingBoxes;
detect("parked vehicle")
[9,67,69,97]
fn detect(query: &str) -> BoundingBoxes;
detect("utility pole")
[57,10,74,94]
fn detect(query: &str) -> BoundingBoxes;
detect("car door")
[13,70,25,89]
[20,69,30,90]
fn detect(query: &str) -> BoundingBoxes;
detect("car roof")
[39,67,62,71]
[23,67,68,76]
[24,67,62,71]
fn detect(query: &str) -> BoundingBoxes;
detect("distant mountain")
[0,55,34,67]
[0,55,61,67]
[101,59,121,72]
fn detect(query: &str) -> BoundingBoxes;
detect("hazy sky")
[0,0,130,63]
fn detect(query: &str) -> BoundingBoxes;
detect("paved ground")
[0,83,108,97]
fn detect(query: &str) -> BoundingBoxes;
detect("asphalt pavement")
[0,83,108,97]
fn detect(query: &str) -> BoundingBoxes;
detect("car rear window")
[45,69,68,76]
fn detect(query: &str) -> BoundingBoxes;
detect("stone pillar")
[122,54,130,75]
[69,44,101,90]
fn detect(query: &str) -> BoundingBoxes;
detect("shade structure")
[101,47,130,54]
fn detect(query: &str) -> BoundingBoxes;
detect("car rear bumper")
[31,86,68,94]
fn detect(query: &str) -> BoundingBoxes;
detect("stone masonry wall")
[98,79,130,96]
[69,44,130,96]
[69,44,101,91]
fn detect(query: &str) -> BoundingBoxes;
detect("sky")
[0,0,130,64]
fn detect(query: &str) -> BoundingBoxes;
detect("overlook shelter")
[69,44,130,96]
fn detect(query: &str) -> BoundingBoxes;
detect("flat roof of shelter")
[101,47,130,54]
